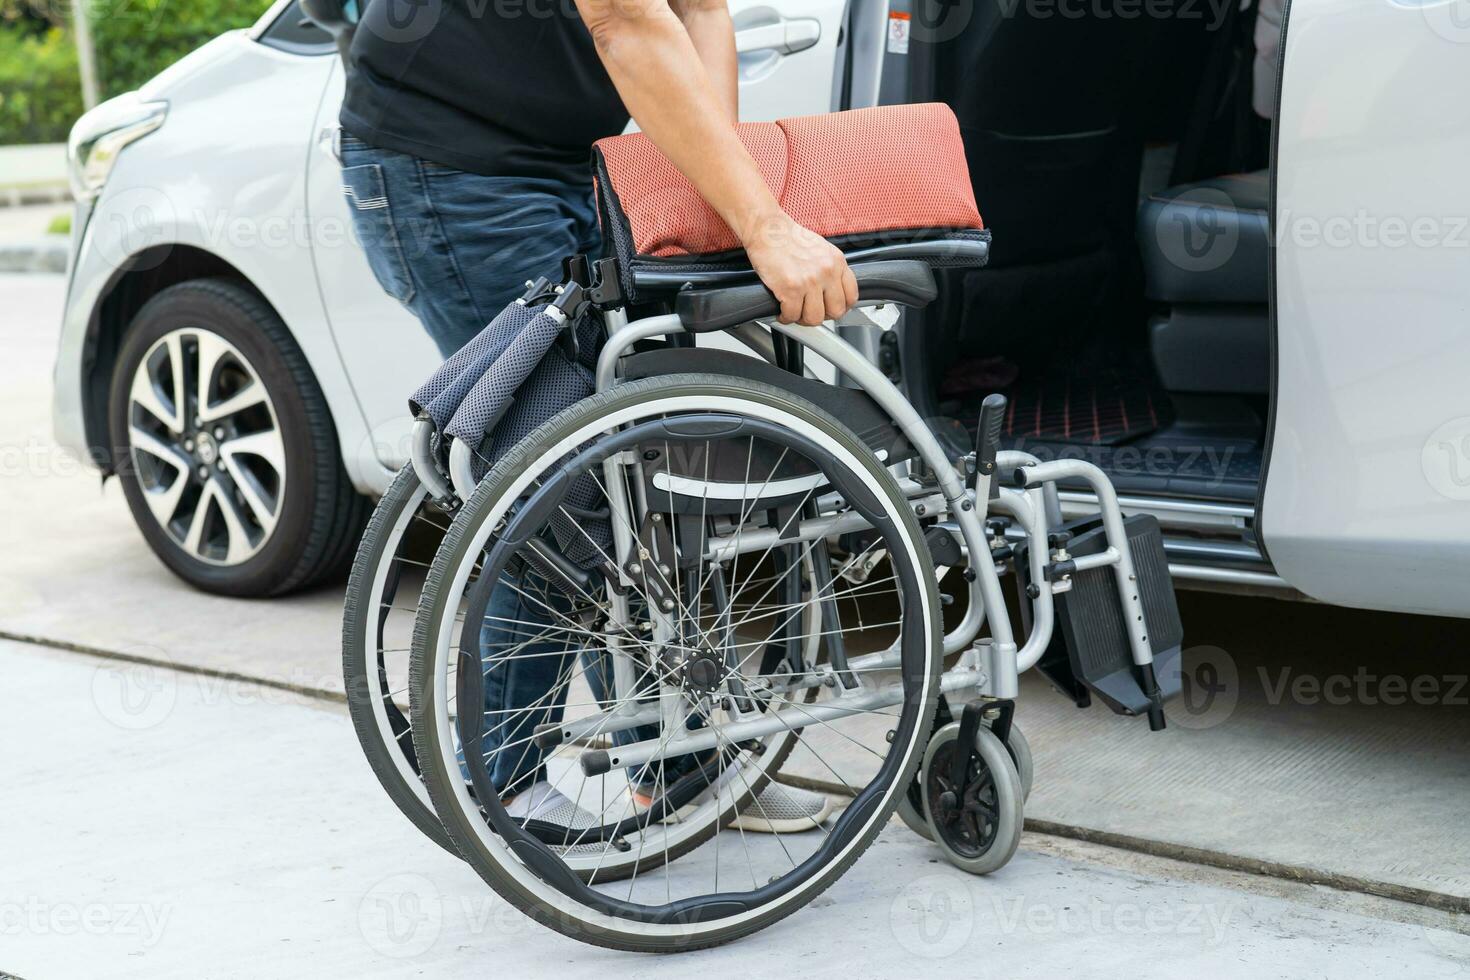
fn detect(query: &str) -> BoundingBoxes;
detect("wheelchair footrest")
[1020,513,1183,718]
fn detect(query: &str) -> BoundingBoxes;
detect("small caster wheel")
[999,721,1034,802]
[921,721,1024,875]
[895,774,933,842]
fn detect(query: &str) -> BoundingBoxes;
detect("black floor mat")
[941,362,1264,503]
[999,432,1263,503]
[944,365,1172,446]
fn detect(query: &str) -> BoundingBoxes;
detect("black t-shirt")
[340,0,630,184]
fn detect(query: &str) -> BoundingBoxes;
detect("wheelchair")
[343,104,1182,951]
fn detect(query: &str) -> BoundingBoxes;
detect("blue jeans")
[339,134,601,357]
[341,136,686,798]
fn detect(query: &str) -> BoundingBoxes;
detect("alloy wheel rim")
[126,326,286,566]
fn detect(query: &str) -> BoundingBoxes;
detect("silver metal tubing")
[1169,564,1290,589]
[729,322,778,364]
[988,487,1055,675]
[1070,549,1122,574]
[582,663,989,772]
[703,492,949,563]
[410,417,455,502]
[588,308,658,591]
[1043,481,1064,528]
[448,438,477,501]
[594,312,681,394]
[544,703,663,748]
[1017,458,1154,668]
[1058,489,1253,533]
[996,450,1064,529]
[764,320,991,657]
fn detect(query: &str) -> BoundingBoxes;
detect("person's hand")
[743,213,859,326]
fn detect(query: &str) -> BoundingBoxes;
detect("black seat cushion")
[628,234,989,298]
[1137,170,1269,304]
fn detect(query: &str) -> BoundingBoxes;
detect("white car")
[55,0,1470,617]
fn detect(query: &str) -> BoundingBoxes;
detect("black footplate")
[1018,513,1183,720]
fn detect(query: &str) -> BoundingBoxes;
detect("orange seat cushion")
[592,103,985,260]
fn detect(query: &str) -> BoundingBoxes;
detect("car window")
[258,0,334,53]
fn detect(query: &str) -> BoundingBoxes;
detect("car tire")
[108,277,369,597]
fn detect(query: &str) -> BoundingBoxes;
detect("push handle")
[674,260,938,333]
[974,393,1008,476]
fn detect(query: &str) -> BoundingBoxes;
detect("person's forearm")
[672,0,738,121]
[580,0,780,244]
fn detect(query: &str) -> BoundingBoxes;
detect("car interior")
[902,2,1277,583]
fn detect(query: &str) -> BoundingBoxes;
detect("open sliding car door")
[1262,0,1470,617]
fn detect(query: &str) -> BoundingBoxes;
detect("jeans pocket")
[341,162,416,305]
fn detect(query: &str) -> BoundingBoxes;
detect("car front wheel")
[108,278,368,596]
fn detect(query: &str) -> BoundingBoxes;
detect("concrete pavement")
[0,205,69,273]
[5,639,1468,979]
[0,274,344,695]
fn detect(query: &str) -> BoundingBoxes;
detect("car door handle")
[735,18,821,56]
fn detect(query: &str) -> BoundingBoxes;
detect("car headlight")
[67,93,168,202]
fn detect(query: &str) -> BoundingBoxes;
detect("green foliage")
[1,0,66,33]
[0,0,267,145]
[88,0,265,99]
[0,25,81,144]
[47,210,71,233]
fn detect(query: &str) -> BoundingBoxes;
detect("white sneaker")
[503,780,599,829]
[632,766,834,834]
[729,781,834,834]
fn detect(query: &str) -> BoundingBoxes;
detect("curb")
[0,239,68,274]
[0,184,70,208]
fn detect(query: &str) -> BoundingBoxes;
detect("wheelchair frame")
[411,296,1165,777]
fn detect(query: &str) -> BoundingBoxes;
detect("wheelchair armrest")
[674,260,938,333]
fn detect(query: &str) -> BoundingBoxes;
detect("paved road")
[1,274,344,692]
[5,639,1467,979]
[6,271,1470,976]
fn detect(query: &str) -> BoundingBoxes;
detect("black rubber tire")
[411,374,942,952]
[108,278,369,597]
[1006,720,1035,802]
[342,465,457,855]
[922,722,1024,876]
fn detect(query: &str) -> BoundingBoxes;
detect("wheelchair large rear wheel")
[342,465,456,853]
[410,374,943,951]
